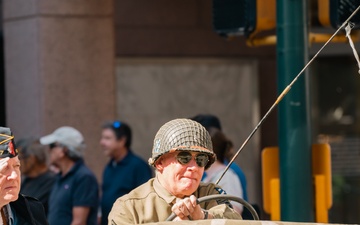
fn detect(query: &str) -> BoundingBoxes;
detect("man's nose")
[8,169,18,179]
[187,158,199,168]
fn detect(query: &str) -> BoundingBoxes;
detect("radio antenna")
[215,4,360,185]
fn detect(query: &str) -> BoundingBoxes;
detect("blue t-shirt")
[226,161,248,201]
[48,160,99,225]
[202,161,248,201]
[101,150,153,225]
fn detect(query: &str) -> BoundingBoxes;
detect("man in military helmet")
[108,118,242,224]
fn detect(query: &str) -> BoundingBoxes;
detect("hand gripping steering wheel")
[166,194,259,221]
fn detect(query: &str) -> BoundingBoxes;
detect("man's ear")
[155,158,164,172]
[60,147,68,157]
[117,137,127,147]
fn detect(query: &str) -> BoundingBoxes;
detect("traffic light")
[262,144,333,222]
[212,0,256,37]
[212,0,275,38]
[318,0,360,29]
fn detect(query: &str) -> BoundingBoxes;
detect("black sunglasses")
[49,143,60,149]
[175,151,209,168]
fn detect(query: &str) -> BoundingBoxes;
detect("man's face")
[156,151,205,198]
[0,156,21,206]
[100,128,123,158]
[18,152,35,176]
[47,143,64,167]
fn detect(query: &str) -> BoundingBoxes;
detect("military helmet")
[148,118,216,169]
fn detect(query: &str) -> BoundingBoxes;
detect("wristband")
[202,210,209,219]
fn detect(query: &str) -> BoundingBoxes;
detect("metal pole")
[277,0,314,221]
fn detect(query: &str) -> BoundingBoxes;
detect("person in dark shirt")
[40,126,99,225]
[99,120,153,225]
[17,138,56,215]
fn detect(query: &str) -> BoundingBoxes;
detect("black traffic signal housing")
[319,0,360,29]
[212,0,276,38]
[212,0,256,37]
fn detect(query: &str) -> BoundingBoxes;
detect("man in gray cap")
[40,126,99,225]
[108,118,242,224]
[0,127,48,225]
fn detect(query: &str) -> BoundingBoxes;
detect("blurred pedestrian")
[190,114,248,201]
[40,126,99,225]
[202,127,243,214]
[0,127,48,224]
[99,120,152,225]
[17,137,56,215]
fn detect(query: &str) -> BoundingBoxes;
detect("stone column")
[2,0,115,178]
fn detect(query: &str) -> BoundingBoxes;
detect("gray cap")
[40,126,85,158]
[148,118,216,169]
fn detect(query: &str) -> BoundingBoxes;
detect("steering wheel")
[166,194,259,221]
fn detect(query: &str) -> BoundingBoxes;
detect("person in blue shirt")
[99,121,153,225]
[223,140,248,201]
[190,114,248,201]
[40,126,99,225]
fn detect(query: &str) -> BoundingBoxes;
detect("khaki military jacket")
[108,177,242,224]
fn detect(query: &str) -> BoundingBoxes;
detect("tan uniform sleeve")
[198,182,243,220]
[208,204,243,219]
[108,198,134,225]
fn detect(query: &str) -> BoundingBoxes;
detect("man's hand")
[0,157,9,171]
[171,195,205,221]
[0,157,10,182]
